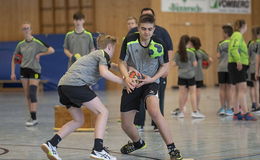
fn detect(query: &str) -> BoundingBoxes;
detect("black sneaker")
[252,107,260,113]
[169,148,183,160]
[120,141,147,154]
[153,126,159,132]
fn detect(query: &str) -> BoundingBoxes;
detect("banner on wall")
[161,0,251,14]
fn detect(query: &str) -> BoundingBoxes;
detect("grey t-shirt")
[58,50,111,86]
[174,49,196,79]
[120,33,169,84]
[14,38,49,73]
[256,39,260,55]
[63,30,95,66]
[248,40,257,74]
[194,49,209,81]
[217,39,229,72]
[255,39,260,75]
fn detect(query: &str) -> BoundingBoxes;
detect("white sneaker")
[136,125,144,132]
[41,142,62,160]
[177,112,184,118]
[26,118,38,126]
[191,111,206,118]
[171,108,180,116]
[90,148,117,160]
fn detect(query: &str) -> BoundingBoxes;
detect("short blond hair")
[97,34,117,49]
[127,16,137,23]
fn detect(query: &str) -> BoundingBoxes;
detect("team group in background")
[9,7,260,160]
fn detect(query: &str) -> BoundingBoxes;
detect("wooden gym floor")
[0,88,260,160]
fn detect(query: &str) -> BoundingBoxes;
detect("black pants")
[134,77,166,127]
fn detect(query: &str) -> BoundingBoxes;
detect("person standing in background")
[217,25,234,116]
[190,36,212,115]
[127,16,138,31]
[254,26,260,113]
[173,35,203,118]
[247,27,259,112]
[228,20,257,121]
[10,23,55,126]
[64,12,95,68]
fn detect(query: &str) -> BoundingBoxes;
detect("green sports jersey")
[14,37,49,73]
[63,30,95,67]
[228,31,249,65]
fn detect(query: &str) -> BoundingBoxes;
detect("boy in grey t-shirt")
[11,23,55,127]
[216,25,234,116]
[63,12,95,67]
[41,35,123,160]
[119,14,183,160]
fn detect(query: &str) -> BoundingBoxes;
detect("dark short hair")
[234,19,246,31]
[138,14,155,25]
[222,25,233,37]
[190,36,201,50]
[73,12,85,20]
[141,8,155,16]
[256,26,260,35]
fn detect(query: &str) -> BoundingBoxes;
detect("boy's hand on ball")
[124,77,136,93]
[137,74,154,88]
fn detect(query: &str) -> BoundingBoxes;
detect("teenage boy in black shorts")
[119,14,182,160]
[41,35,125,160]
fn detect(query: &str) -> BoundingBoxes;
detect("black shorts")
[120,83,158,112]
[196,81,204,88]
[178,77,196,88]
[20,67,41,79]
[58,85,97,108]
[228,63,248,85]
[247,81,254,87]
[218,72,231,84]
[250,73,256,81]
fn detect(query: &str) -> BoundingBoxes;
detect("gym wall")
[0,0,260,90]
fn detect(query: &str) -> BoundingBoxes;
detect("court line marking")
[0,143,162,160]
[0,147,9,155]
[222,153,260,160]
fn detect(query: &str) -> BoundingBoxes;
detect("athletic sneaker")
[153,126,159,132]
[171,107,187,116]
[176,112,184,118]
[169,148,183,160]
[191,111,205,118]
[171,108,180,116]
[120,141,147,154]
[233,112,243,120]
[218,107,226,116]
[41,142,61,160]
[243,113,257,121]
[136,125,144,132]
[26,118,38,127]
[252,107,260,114]
[225,108,234,116]
[90,148,116,160]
